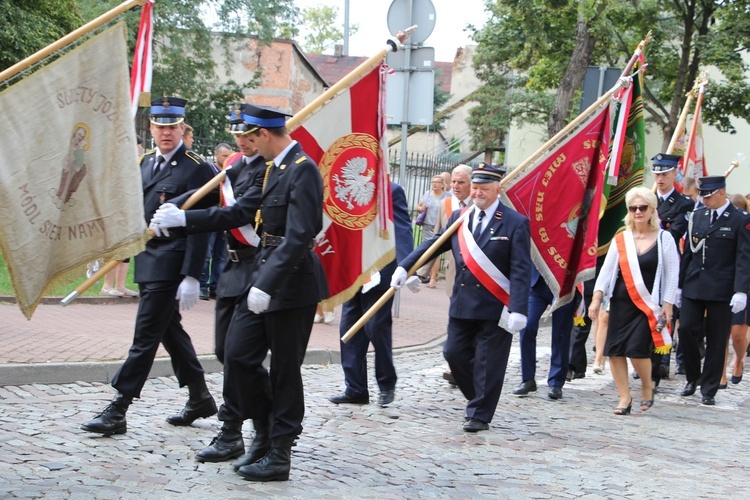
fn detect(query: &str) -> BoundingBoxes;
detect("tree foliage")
[73,0,299,149]
[469,0,750,151]
[0,0,82,74]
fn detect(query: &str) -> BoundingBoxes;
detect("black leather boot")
[166,379,217,426]
[81,393,132,435]
[237,435,295,482]
[195,421,244,463]
[233,415,272,471]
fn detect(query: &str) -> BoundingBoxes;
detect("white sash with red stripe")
[615,231,672,353]
[456,208,511,306]
[221,165,260,247]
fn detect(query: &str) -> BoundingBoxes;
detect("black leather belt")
[261,232,315,249]
[226,245,256,262]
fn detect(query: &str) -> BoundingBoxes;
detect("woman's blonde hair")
[730,193,748,211]
[624,186,660,231]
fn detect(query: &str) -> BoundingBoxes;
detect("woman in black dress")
[589,187,680,415]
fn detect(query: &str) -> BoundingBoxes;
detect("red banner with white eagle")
[291,65,395,305]
[503,106,610,307]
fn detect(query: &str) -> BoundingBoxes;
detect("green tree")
[0,0,82,74]
[298,4,358,54]
[75,0,300,149]
[469,0,750,150]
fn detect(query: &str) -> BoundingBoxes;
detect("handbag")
[415,210,427,226]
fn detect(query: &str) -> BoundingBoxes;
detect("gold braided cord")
[255,161,274,231]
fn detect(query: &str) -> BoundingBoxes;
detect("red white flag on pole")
[130,0,155,118]
[504,106,611,307]
[291,65,395,305]
[680,94,708,189]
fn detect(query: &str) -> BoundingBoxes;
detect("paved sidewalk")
[0,283,451,385]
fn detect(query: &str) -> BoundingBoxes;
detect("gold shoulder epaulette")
[295,156,307,164]
[140,149,155,163]
[185,150,205,164]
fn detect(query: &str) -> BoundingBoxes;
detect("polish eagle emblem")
[332,156,375,210]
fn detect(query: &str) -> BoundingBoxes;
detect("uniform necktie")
[152,155,164,179]
[459,200,466,208]
[473,210,485,240]
[711,210,718,225]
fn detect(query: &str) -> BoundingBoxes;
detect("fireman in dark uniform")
[81,97,217,436]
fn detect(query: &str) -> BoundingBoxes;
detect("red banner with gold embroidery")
[504,106,610,306]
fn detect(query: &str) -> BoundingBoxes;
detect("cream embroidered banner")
[0,24,148,318]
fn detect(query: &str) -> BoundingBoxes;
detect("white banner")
[0,24,147,318]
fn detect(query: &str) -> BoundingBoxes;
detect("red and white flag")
[504,105,610,307]
[291,65,395,305]
[130,0,155,118]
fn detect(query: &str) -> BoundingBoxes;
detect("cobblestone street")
[1,342,748,498]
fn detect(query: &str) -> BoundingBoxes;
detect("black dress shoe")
[701,395,715,405]
[199,289,210,301]
[81,393,132,435]
[377,389,395,406]
[681,381,697,397]
[442,371,458,386]
[462,418,489,432]
[196,421,244,463]
[512,380,537,395]
[548,386,562,400]
[167,393,218,426]
[567,369,585,381]
[328,392,369,404]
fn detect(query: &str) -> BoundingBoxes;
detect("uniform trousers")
[338,285,397,399]
[213,292,245,364]
[444,317,513,423]
[568,279,594,375]
[679,296,733,398]
[111,281,205,399]
[519,282,579,387]
[220,302,316,438]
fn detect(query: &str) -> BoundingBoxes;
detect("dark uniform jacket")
[658,189,694,246]
[680,203,750,301]
[134,143,213,283]
[183,142,328,311]
[214,154,265,298]
[400,201,532,321]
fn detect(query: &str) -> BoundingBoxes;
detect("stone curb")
[0,333,448,387]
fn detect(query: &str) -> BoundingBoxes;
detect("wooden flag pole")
[61,27,419,306]
[341,207,475,343]
[0,0,145,85]
[286,26,416,132]
[500,34,650,188]
[61,171,226,305]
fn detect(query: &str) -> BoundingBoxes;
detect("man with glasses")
[679,175,750,405]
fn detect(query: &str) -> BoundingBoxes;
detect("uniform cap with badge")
[651,153,681,173]
[149,96,187,126]
[227,103,257,135]
[241,104,292,134]
[471,162,506,183]
[697,175,726,198]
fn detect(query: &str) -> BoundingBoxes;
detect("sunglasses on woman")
[628,205,649,213]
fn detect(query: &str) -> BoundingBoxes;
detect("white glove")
[405,276,421,293]
[390,266,408,289]
[730,292,747,314]
[175,276,200,311]
[362,271,381,294]
[674,289,682,308]
[247,286,271,314]
[506,312,528,333]
[151,203,186,237]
